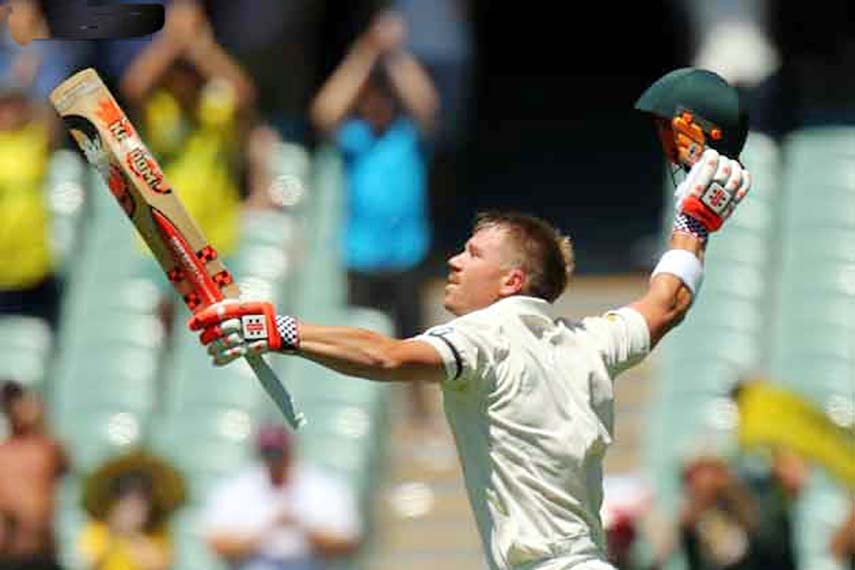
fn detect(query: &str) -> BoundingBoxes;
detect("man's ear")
[500,267,526,296]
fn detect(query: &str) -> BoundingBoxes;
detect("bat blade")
[50,68,305,429]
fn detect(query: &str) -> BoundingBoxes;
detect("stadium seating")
[766,127,855,569]
[0,315,53,387]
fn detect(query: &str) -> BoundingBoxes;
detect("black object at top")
[40,1,165,40]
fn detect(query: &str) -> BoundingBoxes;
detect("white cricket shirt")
[416,295,649,570]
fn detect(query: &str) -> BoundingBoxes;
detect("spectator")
[677,454,758,570]
[831,501,855,570]
[120,0,257,261]
[0,75,63,328]
[0,380,68,570]
[119,0,284,328]
[77,450,186,570]
[201,423,362,570]
[310,10,440,433]
[674,447,805,570]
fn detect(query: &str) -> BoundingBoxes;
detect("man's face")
[357,82,396,134]
[261,446,290,480]
[5,393,42,433]
[444,225,522,316]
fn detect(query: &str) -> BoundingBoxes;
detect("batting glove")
[673,148,751,241]
[187,300,300,366]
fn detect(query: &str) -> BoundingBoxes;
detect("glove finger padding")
[688,149,720,198]
[207,331,245,357]
[722,159,742,193]
[213,344,247,366]
[735,169,751,203]
[199,317,242,345]
[677,149,750,232]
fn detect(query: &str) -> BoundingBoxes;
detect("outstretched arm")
[297,323,446,383]
[187,302,445,384]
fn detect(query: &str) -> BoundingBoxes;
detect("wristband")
[274,314,300,352]
[651,249,703,296]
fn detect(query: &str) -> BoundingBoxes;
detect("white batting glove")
[188,299,300,366]
[673,148,751,241]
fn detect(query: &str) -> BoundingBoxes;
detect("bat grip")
[245,353,306,430]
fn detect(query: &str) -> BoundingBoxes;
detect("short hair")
[1,380,23,412]
[473,211,575,303]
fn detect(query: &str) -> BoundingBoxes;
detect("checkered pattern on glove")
[275,314,300,352]
[674,212,710,243]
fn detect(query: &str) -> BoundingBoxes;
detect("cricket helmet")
[635,68,749,160]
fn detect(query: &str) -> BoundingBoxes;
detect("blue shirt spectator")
[336,117,429,272]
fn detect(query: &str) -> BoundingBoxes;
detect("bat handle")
[245,353,307,430]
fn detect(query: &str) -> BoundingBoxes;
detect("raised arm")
[384,50,440,134]
[377,13,439,133]
[630,233,703,347]
[121,2,255,108]
[119,1,197,104]
[187,302,446,384]
[309,28,384,136]
[631,149,751,348]
[181,17,257,109]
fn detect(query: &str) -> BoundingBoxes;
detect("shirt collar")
[491,295,555,317]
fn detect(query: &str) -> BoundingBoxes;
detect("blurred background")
[0,0,852,569]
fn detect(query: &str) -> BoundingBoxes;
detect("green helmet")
[635,68,749,159]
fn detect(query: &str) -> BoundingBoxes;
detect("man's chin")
[442,295,461,316]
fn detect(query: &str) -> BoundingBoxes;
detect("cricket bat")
[50,67,305,429]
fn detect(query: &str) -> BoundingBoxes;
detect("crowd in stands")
[0,1,853,570]
[0,1,437,568]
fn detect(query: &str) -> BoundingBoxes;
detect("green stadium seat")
[0,316,53,387]
[52,343,160,413]
[699,262,770,299]
[171,507,228,570]
[677,293,765,332]
[664,329,761,370]
[163,355,265,413]
[147,408,255,502]
[54,409,148,474]
[46,150,88,275]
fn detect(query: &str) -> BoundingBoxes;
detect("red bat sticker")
[126,147,171,194]
[95,98,135,142]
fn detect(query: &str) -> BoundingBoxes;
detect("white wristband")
[651,249,704,296]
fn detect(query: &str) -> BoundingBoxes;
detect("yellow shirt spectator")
[0,121,54,289]
[142,80,242,258]
[78,520,172,570]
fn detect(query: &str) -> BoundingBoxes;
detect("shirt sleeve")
[580,306,651,378]
[414,316,501,390]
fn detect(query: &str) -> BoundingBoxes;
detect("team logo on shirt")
[428,326,455,338]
